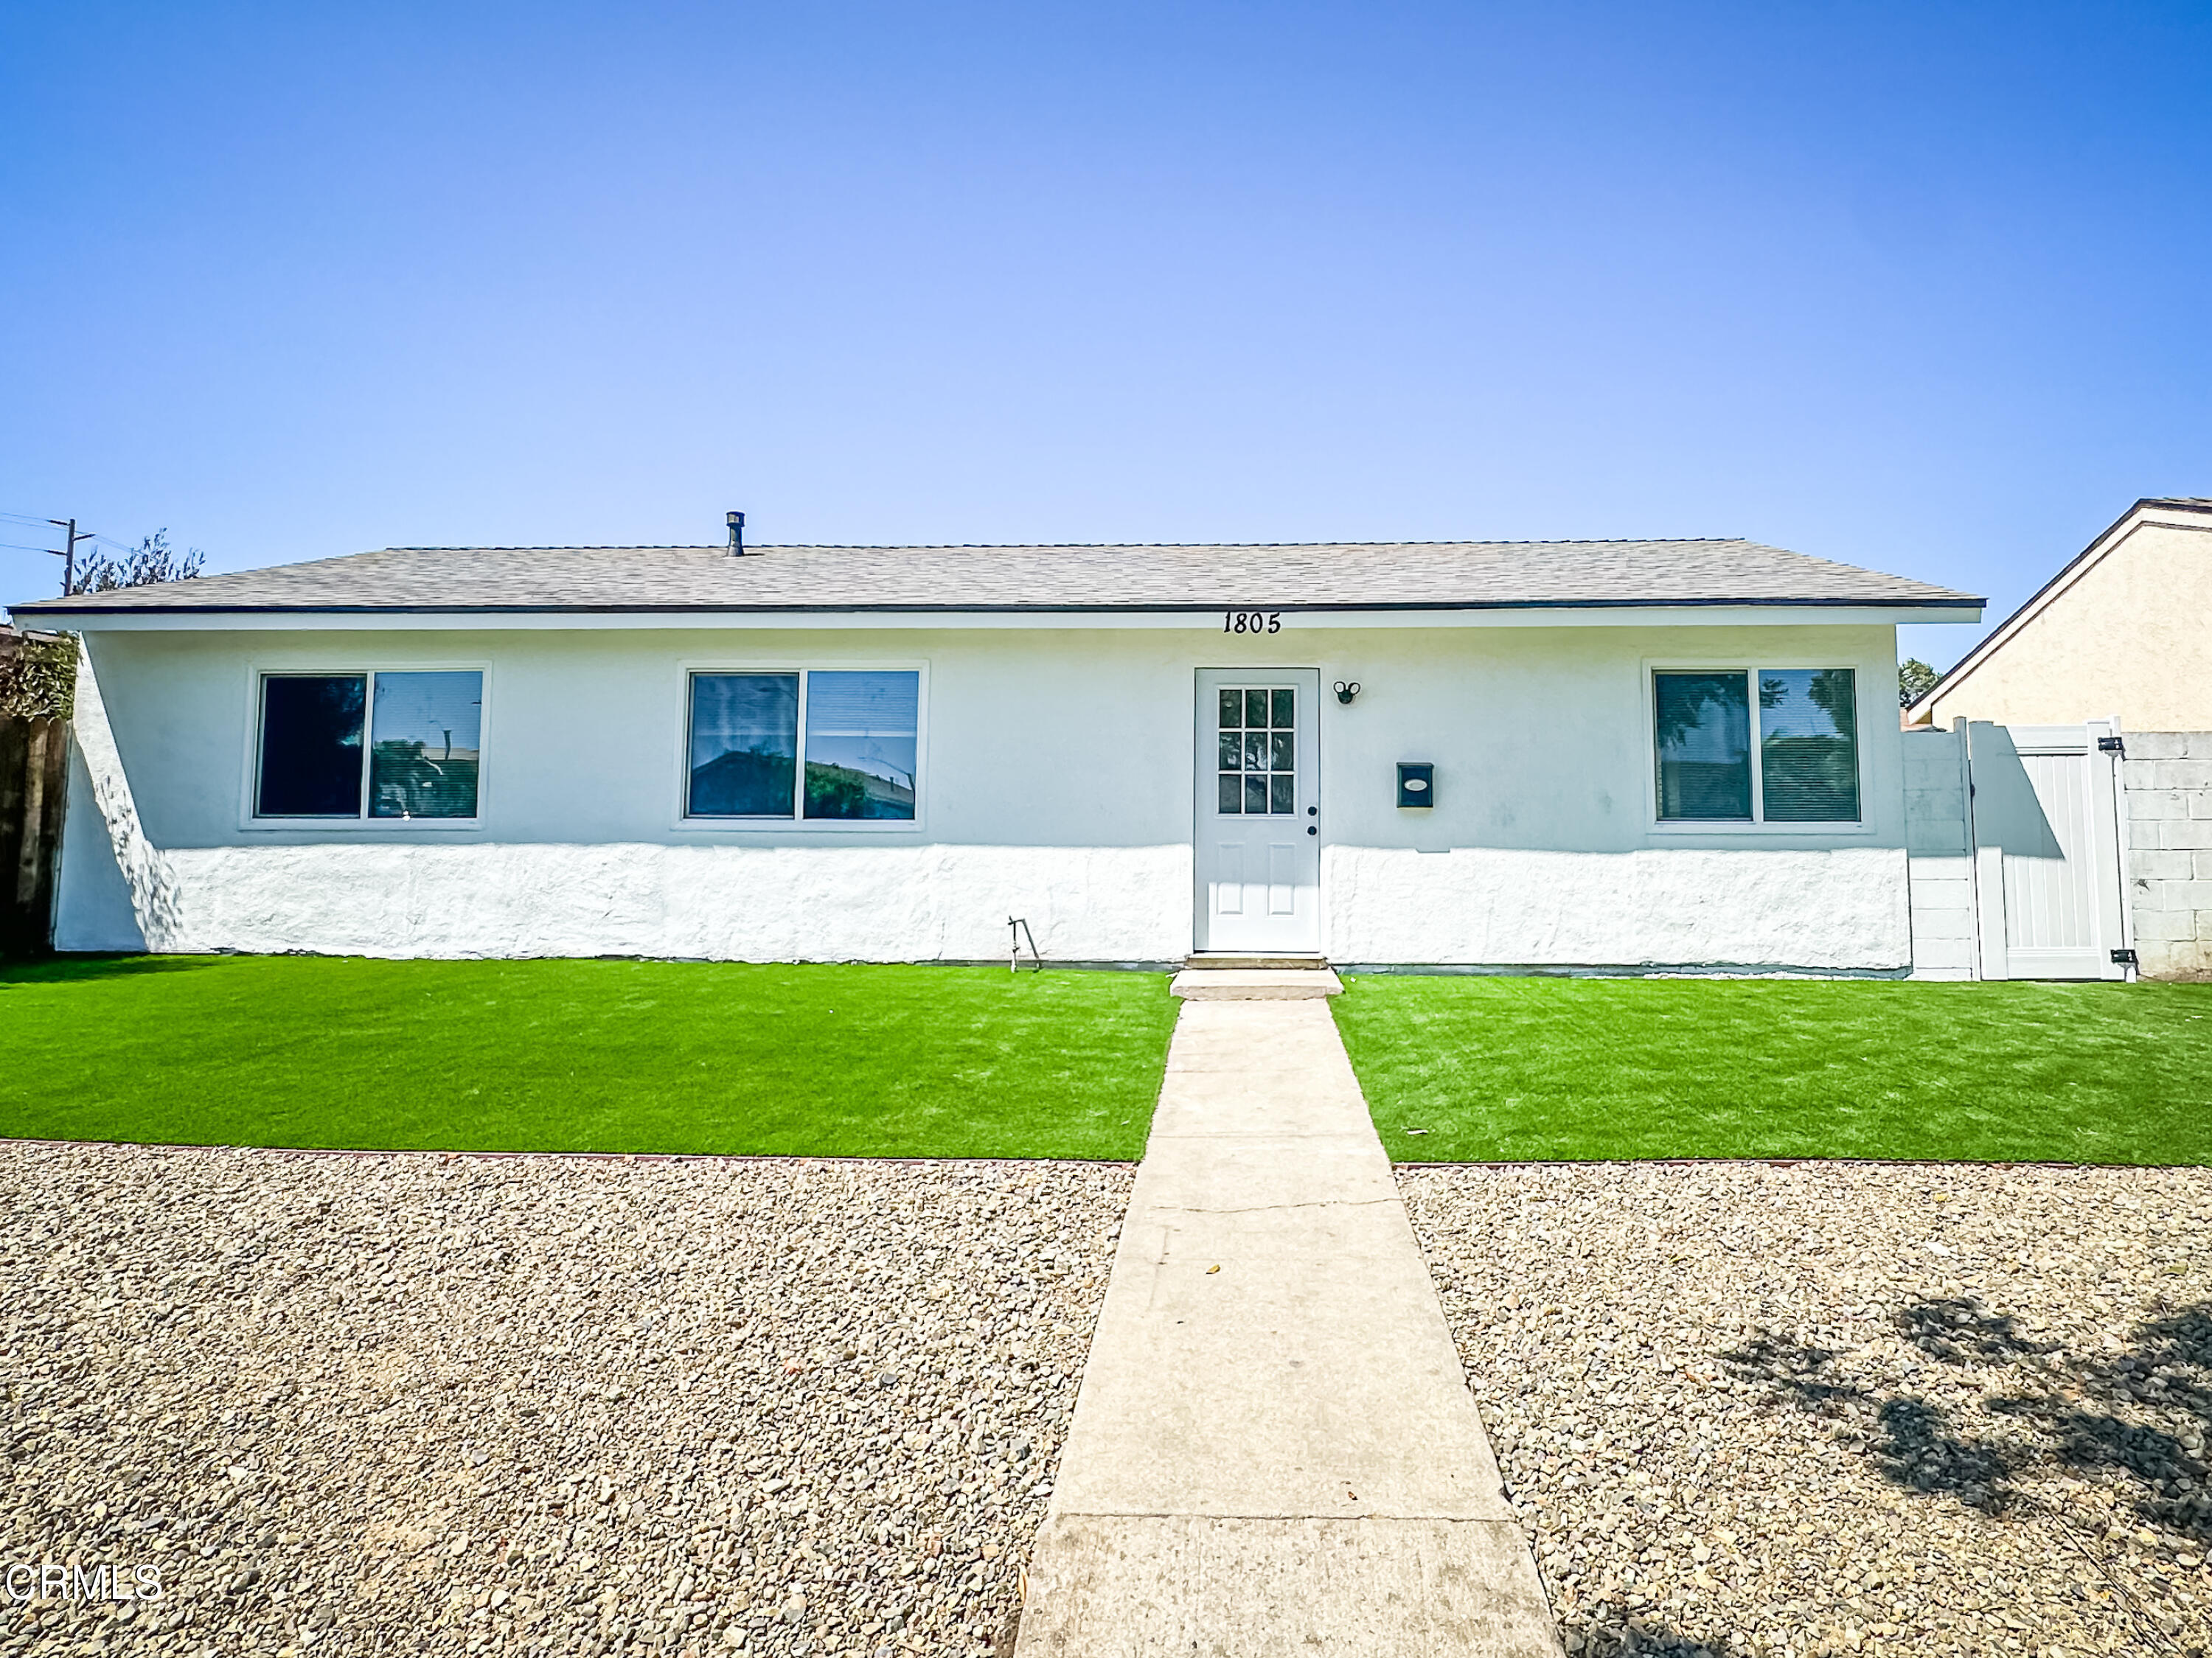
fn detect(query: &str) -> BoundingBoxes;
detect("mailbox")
[1397,762,1433,809]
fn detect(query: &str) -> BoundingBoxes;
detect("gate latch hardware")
[2111,947,2138,966]
[2097,736,2126,754]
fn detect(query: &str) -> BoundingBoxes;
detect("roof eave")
[16,593,1985,620]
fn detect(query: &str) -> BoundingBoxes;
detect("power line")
[0,513,133,549]
[0,529,165,556]
[1,515,212,592]
[1,512,193,554]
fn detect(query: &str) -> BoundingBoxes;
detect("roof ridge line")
[380,537,1756,551]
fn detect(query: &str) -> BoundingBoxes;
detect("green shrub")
[0,632,77,722]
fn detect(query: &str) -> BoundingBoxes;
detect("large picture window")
[1653,667,1859,823]
[687,669,919,821]
[256,671,483,820]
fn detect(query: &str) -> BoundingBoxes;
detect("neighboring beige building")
[1909,496,2212,729]
[1907,496,2212,982]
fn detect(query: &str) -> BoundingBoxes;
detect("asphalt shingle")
[14,539,1980,616]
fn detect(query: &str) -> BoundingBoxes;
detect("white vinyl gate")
[1964,721,2132,981]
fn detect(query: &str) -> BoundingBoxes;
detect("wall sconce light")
[1397,762,1433,808]
[1333,680,1361,705]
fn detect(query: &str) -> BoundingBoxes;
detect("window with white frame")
[255,671,484,820]
[686,669,919,821]
[1652,668,1860,823]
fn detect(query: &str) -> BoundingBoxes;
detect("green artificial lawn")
[1333,975,2212,1166]
[0,956,1178,1159]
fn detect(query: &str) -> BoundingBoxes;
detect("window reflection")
[369,672,482,819]
[689,675,800,817]
[1654,672,1751,820]
[802,671,919,821]
[1759,669,1859,822]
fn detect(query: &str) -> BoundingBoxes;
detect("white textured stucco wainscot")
[62,841,1189,962]
[1324,846,1910,969]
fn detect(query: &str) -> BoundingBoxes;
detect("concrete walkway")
[1015,989,1562,1656]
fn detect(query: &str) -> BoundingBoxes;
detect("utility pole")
[46,519,92,596]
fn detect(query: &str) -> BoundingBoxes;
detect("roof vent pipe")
[726,510,746,556]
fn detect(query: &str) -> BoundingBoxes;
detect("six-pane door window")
[1653,668,1860,823]
[687,669,919,821]
[1216,686,1297,815]
[256,671,483,819]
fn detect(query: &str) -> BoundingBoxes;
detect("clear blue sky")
[5,1,2208,667]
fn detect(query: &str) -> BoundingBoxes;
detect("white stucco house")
[13,534,1981,971]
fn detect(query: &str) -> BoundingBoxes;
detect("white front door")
[1193,669,1322,954]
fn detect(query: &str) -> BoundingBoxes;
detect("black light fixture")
[1333,680,1361,705]
[726,510,747,556]
[1397,762,1433,808]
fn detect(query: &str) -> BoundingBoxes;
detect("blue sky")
[4,1,2208,667]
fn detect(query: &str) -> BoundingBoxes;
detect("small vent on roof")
[726,511,746,556]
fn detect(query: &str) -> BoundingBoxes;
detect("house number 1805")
[1222,610,1282,633]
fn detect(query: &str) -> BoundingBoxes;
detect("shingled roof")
[15,538,1980,617]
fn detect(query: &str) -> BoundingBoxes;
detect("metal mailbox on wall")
[1397,762,1433,809]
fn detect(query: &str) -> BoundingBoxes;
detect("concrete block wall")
[1902,726,1975,980]
[2121,733,2212,980]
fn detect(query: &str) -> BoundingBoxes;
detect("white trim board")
[50,603,1982,634]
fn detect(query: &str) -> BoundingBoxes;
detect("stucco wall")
[1326,845,1909,969]
[1919,509,2212,731]
[2121,733,2212,981]
[54,647,181,953]
[54,739,150,952]
[115,843,1192,963]
[59,619,1913,968]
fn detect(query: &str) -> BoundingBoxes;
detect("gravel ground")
[1401,1162,2212,1658]
[0,1144,1130,1658]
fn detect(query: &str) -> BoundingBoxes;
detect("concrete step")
[1169,967,1344,1000]
[1180,954,1332,971]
